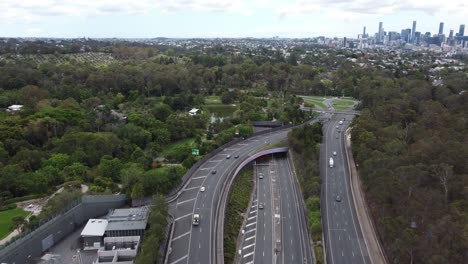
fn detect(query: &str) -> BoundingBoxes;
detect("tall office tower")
[459,24,465,36]
[449,30,454,39]
[343,37,347,47]
[411,21,417,43]
[439,22,444,35]
[363,26,366,37]
[378,22,383,42]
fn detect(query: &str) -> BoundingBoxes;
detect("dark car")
[234,155,239,159]
[211,170,217,174]
[336,195,342,202]
[259,203,264,209]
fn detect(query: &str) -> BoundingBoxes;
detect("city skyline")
[0,0,467,38]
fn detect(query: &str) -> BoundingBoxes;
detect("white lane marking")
[238,143,249,146]
[172,231,190,241]
[245,235,256,241]
[176,198,196,205]
[352,251,355,257]
[248,216,256,220]
[192,175,207,180]
[199,167,215,170]
[342,250,344,256]
[174,213,192,221]
[243,252,254,258]
[199,243,201,249]
[249,210,257,215]
[224,148,240,151]
[243,244,254,250]
[245,261,254,264]
[169,254,187,264]
[184,186,202,191]
[246,222,256,228]
[245,228,256,234]
[208,160,222,162]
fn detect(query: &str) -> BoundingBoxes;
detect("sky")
[0,0,466,38]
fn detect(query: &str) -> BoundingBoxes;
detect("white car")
[333,151,337,156]
[200,187,205,192]
[259,173,264,179]
[339,120,343,125]
[226,155,231,159]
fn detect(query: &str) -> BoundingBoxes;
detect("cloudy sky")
[1,0,466,38]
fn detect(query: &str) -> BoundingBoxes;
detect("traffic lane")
[187,131,289,263]
[254,162,274,264]
[335,117,370,263]
[326,115,369,264]
[277,157,304,264]
[168,129,291,264]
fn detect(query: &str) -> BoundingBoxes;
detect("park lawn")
[301,97,327,109]
[332,99,356,110]
[161,138,196,158]
[205,96,222,104]
[0,208,29,240]
[204,104,238,117]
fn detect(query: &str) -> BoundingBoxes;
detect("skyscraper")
[459,24,465,37]
[411,21,417,43]
[439,22,444,35]
[363,26,366,37]
[378,22,383,43]
[449,30,454,39]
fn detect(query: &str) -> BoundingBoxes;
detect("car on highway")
[336,136,339,139]
[339,120,343,125]
[336,125,339,129]
[259,203,264,209]
[192,214,200,225]
[234,155,239,159]
[335,195,342,202]
[259,173,264,179]
[200,187,205,192]
[333,151,337,156]
[211,170,217,174]
[226,154,231,159]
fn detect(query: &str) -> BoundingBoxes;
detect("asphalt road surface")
[322,114,371,264]
[238,155,313,264]
[166,129,290,264]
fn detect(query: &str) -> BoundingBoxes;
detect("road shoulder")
[344,129,387,264]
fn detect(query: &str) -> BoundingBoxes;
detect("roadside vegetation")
[288,123,324,263]
[0,208,29,240]
[350,68,468,263]
[135,195,168,264]
[223,167,253,264]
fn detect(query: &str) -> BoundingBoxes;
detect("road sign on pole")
[192,149,199,156]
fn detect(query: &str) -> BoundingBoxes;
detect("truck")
[192,214,200,225]
[329,157,334,168]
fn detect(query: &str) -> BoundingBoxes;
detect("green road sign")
[192,149,199,156]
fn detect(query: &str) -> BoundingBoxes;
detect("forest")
[350,66,468,263]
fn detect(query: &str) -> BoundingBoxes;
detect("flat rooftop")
[81,219,108,237]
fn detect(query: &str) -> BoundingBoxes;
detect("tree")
[98,157,124,182]
[11,216,26,231]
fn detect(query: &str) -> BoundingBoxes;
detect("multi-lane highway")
[238,155,313,264]
[322,114,371,264]
[166,129,290,264]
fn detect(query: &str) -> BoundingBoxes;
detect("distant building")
[439,22,444,35]
[378,22,383,43]
[411,21,417,43]
[188,108,200,116]
[459,24,465,37]
[95,236,141,264]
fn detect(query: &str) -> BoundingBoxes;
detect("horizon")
[1,0,466,39]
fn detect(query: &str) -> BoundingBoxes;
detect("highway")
[238,155,313,264]
[322,114,371,264]
[166,129,290,264]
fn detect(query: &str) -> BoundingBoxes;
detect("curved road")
[166,129,291,264]
[322,114,371,264]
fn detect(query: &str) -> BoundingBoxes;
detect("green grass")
[331,99,356,110]
[0,208,29,240]
[205,96,222,104]
[161,138,196,157]
[300,96,327,109]
[204,104,238,117]
[224,168,253,264]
